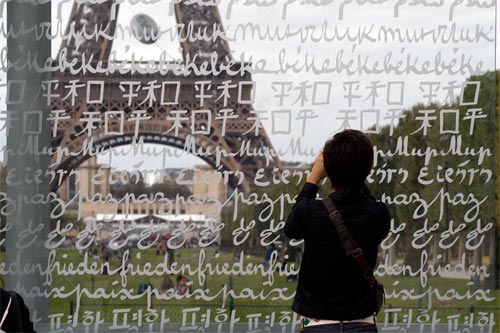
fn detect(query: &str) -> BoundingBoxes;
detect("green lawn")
[49,248,295,322]
[1,248,499,330]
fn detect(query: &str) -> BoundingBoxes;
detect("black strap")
[322,197,377,285]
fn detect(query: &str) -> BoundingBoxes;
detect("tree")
[369,71,497,269]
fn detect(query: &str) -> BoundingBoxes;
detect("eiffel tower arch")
[51,1,282,193]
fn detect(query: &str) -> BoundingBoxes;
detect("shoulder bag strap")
[322,197,377,285]
[0,296,11,328]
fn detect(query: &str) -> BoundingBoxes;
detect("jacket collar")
[328,189,365,203]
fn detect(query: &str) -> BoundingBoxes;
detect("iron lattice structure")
[51,1,282,192]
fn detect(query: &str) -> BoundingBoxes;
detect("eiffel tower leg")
[52,1,282,194]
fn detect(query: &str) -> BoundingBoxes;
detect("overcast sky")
[0,1,496,172]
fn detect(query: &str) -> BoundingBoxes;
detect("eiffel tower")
[51,1,282,192]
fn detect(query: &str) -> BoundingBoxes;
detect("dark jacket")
[0,288,36,333]
[284,182,390,320]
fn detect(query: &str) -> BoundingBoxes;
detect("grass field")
[2,248,499,331]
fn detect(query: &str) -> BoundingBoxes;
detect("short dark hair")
[323,129,373,190]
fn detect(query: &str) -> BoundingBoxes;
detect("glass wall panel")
[0,1,497,332]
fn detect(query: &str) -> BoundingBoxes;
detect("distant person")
[101,243,112,262]
[0,288,36,333]
[160,275,175,294]
[137,282,153,295]
[261,244,275,267]
[232,248,240,263]
[176,275,190,296]
[157,241,166,256]
[284,130,390,332]
[102,243,113,275]
[166,246,175,267]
